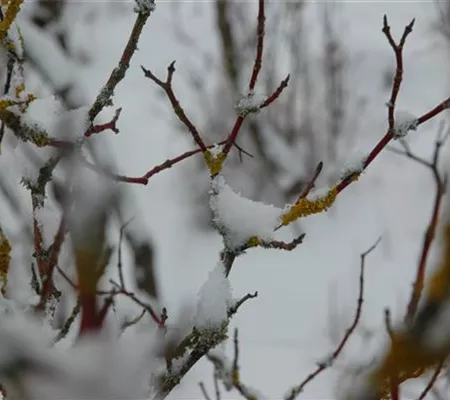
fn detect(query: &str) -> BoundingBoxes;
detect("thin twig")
[142,62,207,153]
[417,359,445,400]
[284,238,381,400]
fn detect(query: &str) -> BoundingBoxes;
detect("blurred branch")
[284,238,380,400]
[88,10,151,123]
[388,124,449,323]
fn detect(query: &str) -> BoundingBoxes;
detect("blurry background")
[2,0,450,398]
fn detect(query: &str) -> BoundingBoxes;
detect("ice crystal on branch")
[209,176,282,250]
[235,91,267,117]
[134,0,155,15]
[393,110,418,139]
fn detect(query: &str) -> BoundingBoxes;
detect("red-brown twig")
[417,358,445,400]
[260,75,290,109]
[142,62,208,153]
[383,15,415,132]
[390,377,400,400]
[297,161,324,201]
[83,140,230,185]
[417,97,450,126]
[392,127,449,323]
[333,17,447,199]
[221,0,270,158]
[109,279,164,327]
[260,234,306,251]
[85,108,122,137]
[248,0,265,91]
[284,238,381,400]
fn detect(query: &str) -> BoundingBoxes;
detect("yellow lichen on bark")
[362,221,450,399]
[0,0,24,40]
[204,150,226,176]
[367,330,441,400]
[280,187,338,226]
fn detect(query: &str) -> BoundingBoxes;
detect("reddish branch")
[141,62,208,153]
[85,108,122,137]
[248,0,265,91]
[333,17,447,198]
[285,238,381,400]
[417,359,445,400]
[383,15,415,132]
[297,161,323,201]
[390,378,400,400]
[222,0,267,157]
[260,75,290,109]
[393,130,449,322]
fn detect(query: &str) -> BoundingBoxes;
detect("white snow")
[235,91,268,116]
[209,175,282,249]
[340,149,367,179]
[34,202,61,249]
[209,143,224,158]
[134,0,156,15]
[393,110,418,139]
[0,1,447,399]
[195,261,232,329]
[53,106,90,140]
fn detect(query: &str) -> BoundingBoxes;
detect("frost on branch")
[235,91,267,117]
[134,0,156,15]
[209,175,282,250]
[393,110,418,139]
[195,261,232,329]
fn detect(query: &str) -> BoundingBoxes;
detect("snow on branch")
[392,110,418,139]
[209,175,282,251]
[195,261,232,330]
[235,91,267,117]
[134,0,156,15]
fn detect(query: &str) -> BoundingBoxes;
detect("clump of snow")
[340,149,367,180]
[53,106,90,141]
[306,186,333,201]
[209,175,282,250]
[209,143,223,158]
[134,0,156,15]
[195,261,232,329]
[393,110,418,139]
[235,91,267,116]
